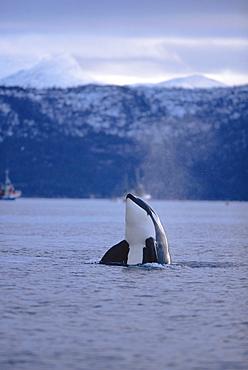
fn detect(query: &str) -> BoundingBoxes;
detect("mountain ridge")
[129,75,227,89]
[157,74,227,88]
[0,54,230,89]
[0,84,247,200]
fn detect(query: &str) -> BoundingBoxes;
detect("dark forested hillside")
[0,84,247,200]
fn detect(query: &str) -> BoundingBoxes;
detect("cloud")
[0,0,247,85]
[0,33,184,63]
[1,0,248,38]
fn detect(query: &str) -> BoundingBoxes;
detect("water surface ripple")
[0,199,247,370]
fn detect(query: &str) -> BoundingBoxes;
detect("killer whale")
[100,193,171,265]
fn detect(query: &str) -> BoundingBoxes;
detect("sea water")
[0,198,247,370]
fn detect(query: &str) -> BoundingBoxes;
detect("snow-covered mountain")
[0,54,95,88]
[130,75,227,89]
[0,84,247,199]
[157,75,227,89]
[1,55,228,89]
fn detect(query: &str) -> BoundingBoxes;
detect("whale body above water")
[100,193,171,266]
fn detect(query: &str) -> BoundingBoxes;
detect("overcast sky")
[0,0,247,85]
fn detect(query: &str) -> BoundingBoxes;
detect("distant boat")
[0,170,22,200]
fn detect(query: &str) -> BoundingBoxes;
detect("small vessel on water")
[0,170,22,200]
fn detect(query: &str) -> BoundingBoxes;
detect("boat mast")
[4,169,11,197]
